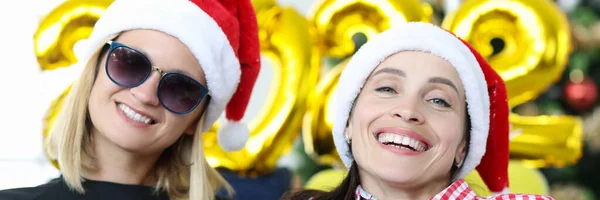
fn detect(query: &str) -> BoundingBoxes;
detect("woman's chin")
[101,132,157,154]
[115,140,151,153]
[376,169,424,184]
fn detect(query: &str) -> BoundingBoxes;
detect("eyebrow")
[117,41,150,56]
[371,67,406,78]
[428,77,459,95]
[371,67,460,95]
[156,67,188,75]
[117,42,196,78]
[133,47,149,56]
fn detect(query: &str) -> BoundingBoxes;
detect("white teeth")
[377,133,427,152]
[118,104,153,124]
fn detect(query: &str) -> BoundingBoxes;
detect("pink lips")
[374,127,432,150]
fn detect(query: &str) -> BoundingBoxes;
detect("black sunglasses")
[105,41,209,114]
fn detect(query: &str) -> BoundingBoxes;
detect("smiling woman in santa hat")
[0,0,260,199]
[282,22,554,200]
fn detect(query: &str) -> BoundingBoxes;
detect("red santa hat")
[332,22,510,194]
[77,0,260,151]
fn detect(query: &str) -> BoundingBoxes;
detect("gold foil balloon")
[203,0,319,175]
[508,114,582,167]
[43,86,72,168]
[302,60,346,167]
[304,168,346,191]
[442,0,582,167]
[506,160,550,195]
[442,0,570,108]
[465,160,550,196]
[303,0,434,167]
[308,0,433,58]
[34,0,114,71]
[306,160,549,195]
[38,0,113,167]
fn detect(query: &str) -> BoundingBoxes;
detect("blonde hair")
[46,35,233,200]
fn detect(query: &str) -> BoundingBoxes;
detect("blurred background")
[0,0,599,199]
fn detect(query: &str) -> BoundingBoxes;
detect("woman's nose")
[129,72,160,106]
[389,98,425,124]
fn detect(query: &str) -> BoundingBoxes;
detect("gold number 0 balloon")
[302,0,433,167]
[202,0,319,175]
[35,0,114,71]
[38,0,113,167]
[308,0,433,58]
[442,0,582,167]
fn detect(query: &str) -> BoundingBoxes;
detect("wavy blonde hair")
[46,34,233,200]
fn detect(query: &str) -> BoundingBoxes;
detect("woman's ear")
[183,110,203,136]
[454,140,467,167]
[344,120,354,143]
[345,112,354,139]
[344,130,351,144]
[455,139,467,167]
[185,96,210,136]
[184,120,198,135]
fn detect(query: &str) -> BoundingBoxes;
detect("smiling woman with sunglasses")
[0,0,260,200]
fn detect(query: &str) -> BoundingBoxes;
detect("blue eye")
[375,86,396,93]
[429,98,451,108]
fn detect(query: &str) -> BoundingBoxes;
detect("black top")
[0,177,231,200]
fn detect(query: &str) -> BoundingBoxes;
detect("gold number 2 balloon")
[442,0,582,167]
[302,0,433,167]
[202,0,319,175]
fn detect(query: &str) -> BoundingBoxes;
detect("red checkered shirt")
[354,179,554,200]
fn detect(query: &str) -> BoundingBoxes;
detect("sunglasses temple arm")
[199,95,211,116]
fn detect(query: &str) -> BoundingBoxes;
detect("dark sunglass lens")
[107,47,151,87]
[158,74,206,113]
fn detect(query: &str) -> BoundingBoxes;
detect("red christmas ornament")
[564,77,598,111]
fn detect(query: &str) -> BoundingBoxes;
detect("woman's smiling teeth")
[377,133,428,152]
[118,103,154,124]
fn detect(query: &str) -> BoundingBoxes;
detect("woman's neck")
[85,129,161,186]
[359,171,450,200]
